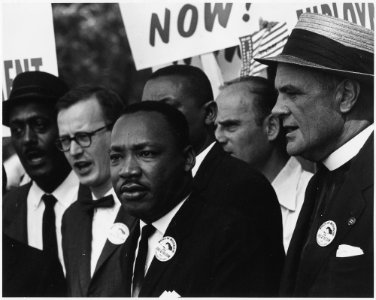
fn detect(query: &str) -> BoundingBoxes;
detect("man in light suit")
[3,71,78,296]
[56,86,135,296]
[257,13,374,297]
[142,66,284,287]
[110,101,283,296]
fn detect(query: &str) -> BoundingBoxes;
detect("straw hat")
[3,71,68,126]
[255,13,374,81]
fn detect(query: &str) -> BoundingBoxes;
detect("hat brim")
[255,54,374,82]
[2,95,57,127]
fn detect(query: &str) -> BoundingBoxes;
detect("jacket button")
[347,217,356,226]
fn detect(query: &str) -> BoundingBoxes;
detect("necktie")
[42,194,58,257]
[132,224,156,297]
[81,194,115,211]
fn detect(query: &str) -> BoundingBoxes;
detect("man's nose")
[23,125,38,145]
[69,139,84,157]
[215,125,226,144]
[119,155,141,178]
[271,95,290,117]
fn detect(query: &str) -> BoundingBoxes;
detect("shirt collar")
[140,194,189,236]
[192,142,216,177]
[323,125,373,171]
[272,157,301,211]
[29,171,79,209]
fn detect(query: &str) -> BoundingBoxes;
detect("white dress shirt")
[272,157,313,253]
[90,187,121,276]
[191,142,215,177]
[27,170,79,274]
[133,196,189,281]
[323,124,373,171]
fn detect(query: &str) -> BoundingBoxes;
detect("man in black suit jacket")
[257,13,374,297]
[56,86,135,296]
[3,71,76,296]
[110,101,284,296]
[142,66,284,284]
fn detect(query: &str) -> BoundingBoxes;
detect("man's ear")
[263,114,280,142]
[203,100,217,125]
[336,79,360,114]
[183,145,196,172]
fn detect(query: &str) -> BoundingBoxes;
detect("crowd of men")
[2,13,374,297]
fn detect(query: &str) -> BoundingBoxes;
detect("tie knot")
[42,194,57,208]
[142,224,156,239]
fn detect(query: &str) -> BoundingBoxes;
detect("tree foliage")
[52,3,150,104]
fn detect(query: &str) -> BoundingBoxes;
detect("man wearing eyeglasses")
[56,86,134,296]
[3,71,79,296]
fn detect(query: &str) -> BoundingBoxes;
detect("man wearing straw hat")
[256,13,374,297]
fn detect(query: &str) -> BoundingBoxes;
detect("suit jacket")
[62,190,136,297]
[122,194,283,297]
[3,233,66,297]
[193,142,284,284]
[280,134,374,297]
[2,181,78,296]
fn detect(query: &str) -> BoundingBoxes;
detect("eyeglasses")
[56,124,113,152]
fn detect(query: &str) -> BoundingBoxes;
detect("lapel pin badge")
[155,236,177,262]
[317,220,337,247]
[108,222,129,245]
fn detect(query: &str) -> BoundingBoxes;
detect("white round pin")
[155,236,177,262]
[316,220,337,247]
[108,223,129,245]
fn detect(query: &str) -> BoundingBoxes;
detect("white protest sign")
[120,2,261,70]
[2,2,58,136]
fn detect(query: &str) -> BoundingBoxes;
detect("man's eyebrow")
[278,84,301,93]
[217,119,240,126]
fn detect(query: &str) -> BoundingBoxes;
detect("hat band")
[9,85,61,99]
[282,29,374,76]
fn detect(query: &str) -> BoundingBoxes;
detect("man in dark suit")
[110,101,283,296]
[2,71,78,296]
[56,86,135,296]
[142,66,284,282]
[257,13,374,297]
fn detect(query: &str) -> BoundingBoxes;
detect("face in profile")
[110,111,194,223]
[57,97,112,191]
[8,101,67,182]
[142,76,208,151]
[273,63,344,161]
[215,83,272,166]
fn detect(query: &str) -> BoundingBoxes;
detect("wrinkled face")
[273,64,344,161]
[57,97,112,191]
[8,101,67,181]
[110,112,193,223]
[142,76,207,151]
[215,84,271,166]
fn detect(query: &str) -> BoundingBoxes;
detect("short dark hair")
[149,65,214,106]
[56,85,125,124]
[121,101,190,150]
[223,76,278,126]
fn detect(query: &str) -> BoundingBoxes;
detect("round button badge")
[155,236,177,262]
[316,220,337,247]
[108,223,129,245]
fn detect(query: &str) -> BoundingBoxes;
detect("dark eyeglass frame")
[56,123,113,152]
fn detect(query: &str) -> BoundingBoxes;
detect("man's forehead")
[9,101,54,121]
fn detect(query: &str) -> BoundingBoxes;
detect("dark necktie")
[81,194,115,211]
[42,194,58,257]
[132,224,156,297]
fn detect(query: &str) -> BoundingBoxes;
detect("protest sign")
[2,3,58,136]
[120,2,261,70]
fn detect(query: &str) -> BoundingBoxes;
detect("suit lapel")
[74,202,94,295]
[193,143,224,193]
[92,207,135,277]
[295,134,373,292]
[4,182,31,244]
[139,196,204,297]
